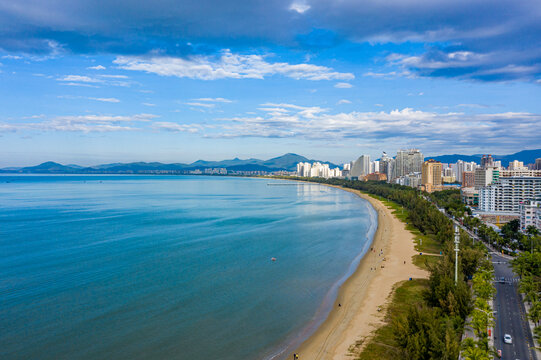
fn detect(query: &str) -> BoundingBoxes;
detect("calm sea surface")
[0,175,376,360]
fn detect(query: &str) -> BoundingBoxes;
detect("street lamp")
[455,225,460,284]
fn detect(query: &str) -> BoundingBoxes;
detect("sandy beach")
[290,185,429,360]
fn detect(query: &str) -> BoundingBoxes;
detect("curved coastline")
[274,182,429,360]
[262,184,378,360]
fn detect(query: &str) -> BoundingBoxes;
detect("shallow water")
[0,175,376,360]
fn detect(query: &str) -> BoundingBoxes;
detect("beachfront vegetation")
[273,177,488,359]
[511,248,541,347]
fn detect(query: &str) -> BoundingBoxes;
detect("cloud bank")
[113,51,354,81]
[2,0,539,82]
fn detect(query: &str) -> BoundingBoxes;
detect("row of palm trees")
[512,242,541,345]
[461,267,496,360]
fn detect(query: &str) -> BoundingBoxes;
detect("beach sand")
[290,186,429,360]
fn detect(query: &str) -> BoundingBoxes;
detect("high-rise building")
[481,154,494,169]
[462,171,475,188]
[509,160,526,170]
[350,155,370,178]
[392,149,423,179]
[535,158,541,170]
[421,159,443,193]
[474,168,495,189]
[500,169,541,177]
[379,152,394,182]
[371,160,380,174]
[296,162,312,177]
[519,201,541,232]
[453,160,478,183]
[479,177,541,213]
[297,162,341,178]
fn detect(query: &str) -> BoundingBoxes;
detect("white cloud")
[58,95,120,103]
[457,103,489,109]
[58,75,101,83]
[185,102,215,108]
[113,50,354,81]
[205,105,541,151]
[363,71,397,78]
[54,114,156,123]
[142,103,156,107]
[60,82,100,88]
[88,65,106,70]
[1,113,157,133]
[57,74,130,87]
[338,99,351,104]
[192,97,232,103]
[334,82,353,88]
[152,122,200,133]
[99,74,129,79]
[89,97,120,103]
[2,55,22,60]
[289,1,310,14]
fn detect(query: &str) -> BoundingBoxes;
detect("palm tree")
[527,225,540,253]
[529,300,541,326]
[461,338,490,360]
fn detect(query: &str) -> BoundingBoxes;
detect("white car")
[504,334,512,344]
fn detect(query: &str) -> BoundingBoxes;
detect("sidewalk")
[522,294,541,360]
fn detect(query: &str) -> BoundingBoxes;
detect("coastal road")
[431,203,536,359]
[492,252,537,360]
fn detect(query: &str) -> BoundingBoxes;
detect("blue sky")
[1,0,540,166]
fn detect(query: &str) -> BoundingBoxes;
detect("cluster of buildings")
[296,162,343,178]
[296,151,541,231]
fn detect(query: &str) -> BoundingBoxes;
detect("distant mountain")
[1,153,337,174]
[428,154,481,164]
[19,161,80,173]
[429,149,541,166]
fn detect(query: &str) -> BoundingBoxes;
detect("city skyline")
[1,0,541,167]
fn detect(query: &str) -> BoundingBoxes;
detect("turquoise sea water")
[0,175,376,360]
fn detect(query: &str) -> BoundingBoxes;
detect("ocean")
[0,175,376,360]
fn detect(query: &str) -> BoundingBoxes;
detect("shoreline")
[288,184,428,360]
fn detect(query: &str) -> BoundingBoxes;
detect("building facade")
[421,159,443,193]
[519,200,540,232]
[350,155,371,179]
[478,177,541,214]
[462,171,475,188]
[392,149,423,180]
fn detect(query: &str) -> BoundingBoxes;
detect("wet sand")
[290,185,428,360]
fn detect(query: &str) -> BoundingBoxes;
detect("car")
[504,334,512,344]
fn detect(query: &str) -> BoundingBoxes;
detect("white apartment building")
[296,162,341,179]
[296,162,312,177]
[395,172,422,188]
[479,177,541,214]
[519,200,541,231]
[474,167,499,189]
[453,160,479,184]
[500,169,541,177]
[392,149,423,179]
[509,160,526,170]
[370,160,380,174]
[350,155,371,178]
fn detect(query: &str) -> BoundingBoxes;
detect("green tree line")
[274,177,488,359]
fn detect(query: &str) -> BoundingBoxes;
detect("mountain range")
[2,149,539,174]
[0,153,338,174]
[428,149,541,166]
